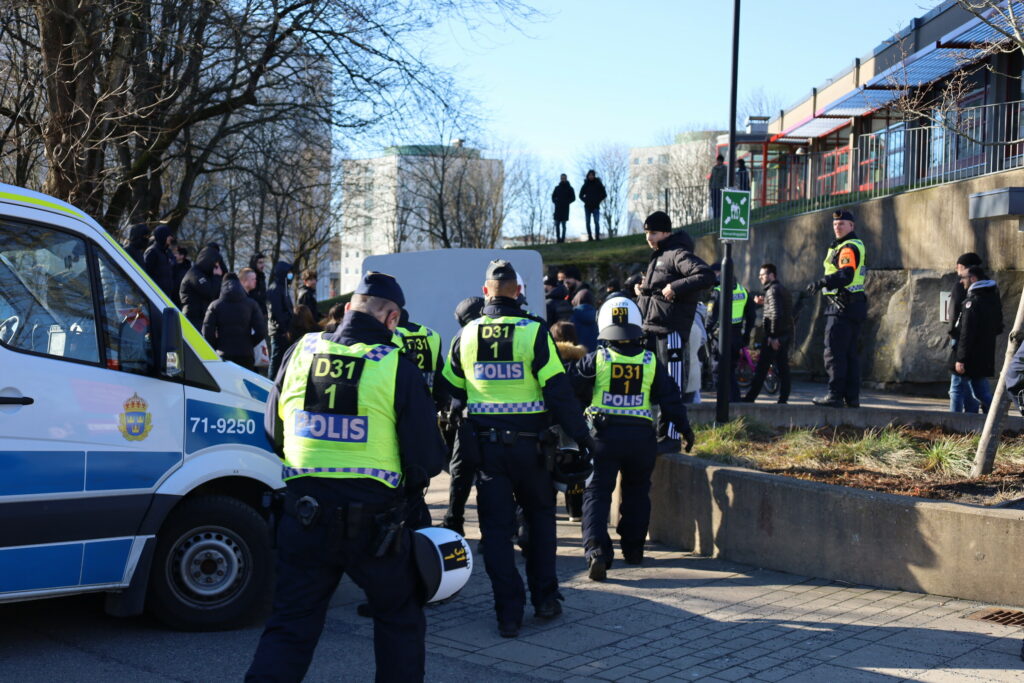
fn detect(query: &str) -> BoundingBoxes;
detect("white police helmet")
[413,527,473,604]
[597,296,644,341]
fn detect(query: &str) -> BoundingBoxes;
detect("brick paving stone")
[781,663,898,681]
[631,664,678,680]
[594,664,640,680]
[752,667,795,682]
[714,665,762,681]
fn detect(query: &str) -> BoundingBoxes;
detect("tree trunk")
[971,283,1024,476]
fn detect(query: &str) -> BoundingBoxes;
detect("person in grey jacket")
[744,263,793,403]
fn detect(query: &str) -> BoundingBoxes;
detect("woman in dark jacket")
[202,273,267,371]
[179,246,223,330]
[288,305,321,343]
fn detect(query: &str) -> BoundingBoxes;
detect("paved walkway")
[3,475,1023,682]
[408,474,1024,682]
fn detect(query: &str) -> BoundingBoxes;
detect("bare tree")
[503,152,553,244]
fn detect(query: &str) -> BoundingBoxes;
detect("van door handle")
[0,396,33,405]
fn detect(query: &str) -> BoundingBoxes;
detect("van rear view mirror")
[159,308,184,378]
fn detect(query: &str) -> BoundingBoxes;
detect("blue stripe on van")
[0,452,84,495]
[86,451,181,491]
[81,538,132,585]
[0,543,83,592]
[244,379,270,403]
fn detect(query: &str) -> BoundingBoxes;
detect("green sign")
[720,188,751,240]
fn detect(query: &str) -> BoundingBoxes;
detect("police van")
[0,184,282,630]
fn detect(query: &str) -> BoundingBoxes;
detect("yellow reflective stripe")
[97,226,221,361]
[0,190,85,218]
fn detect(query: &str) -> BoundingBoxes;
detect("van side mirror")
[159,308,184,378]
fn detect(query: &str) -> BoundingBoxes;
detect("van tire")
[148,494,273,631]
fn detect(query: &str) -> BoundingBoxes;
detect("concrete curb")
[650,453,1024,607]
[686,402,1024,433]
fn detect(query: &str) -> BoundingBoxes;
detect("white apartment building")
[627,132,719,232]
[339,143,503,293]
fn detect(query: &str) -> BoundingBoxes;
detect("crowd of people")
[120,224,327,379]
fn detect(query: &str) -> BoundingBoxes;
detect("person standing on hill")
[551,174,575,244]
[579,169,607,241]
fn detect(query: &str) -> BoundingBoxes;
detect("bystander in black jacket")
[955,279,1003,379]
[297,283,321,321]
[202,274,267,369]
[171,250,191,308]
[267,260,294,337]
[143,225,175,299]
[762,279,794,342]
[180,246,222,330]
[551,180,575,222]
[636,230,715,338]
[545,283,574,322]
[264,309,446,504]
[123,224,149,268]
[248,254,269,315]
[579,176,607,210]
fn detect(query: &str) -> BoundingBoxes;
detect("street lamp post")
[716,0,741,424]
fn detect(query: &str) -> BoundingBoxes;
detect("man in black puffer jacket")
[144,225,176,300]
[266,260,294,378]
[180,245,224,330]
[202,273,267,371]
[635,211,715,450]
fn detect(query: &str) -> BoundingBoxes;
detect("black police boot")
[812,394,843,408]
[621,541,644,565]
[356,603,374,618]
[587,554,607,582]
[534,594,563,620]
[656,437,681,454]
[845,398,860,408]
[498,619,521,638]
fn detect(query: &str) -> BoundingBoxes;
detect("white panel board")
[362,249,545,351]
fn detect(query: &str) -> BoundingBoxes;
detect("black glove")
[805,281,821,295]
[1016,390,1024,418]
[680,425,695,453]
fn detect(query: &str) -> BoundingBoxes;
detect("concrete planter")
[650,453,1024,607]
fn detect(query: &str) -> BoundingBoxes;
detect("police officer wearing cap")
[247,272,445,682]
[567,296,695,581]
[807,209,868,408]
[441,259,593,638]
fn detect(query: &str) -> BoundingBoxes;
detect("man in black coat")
[578,169,607,241]
[551,174,575,243]
[297,269,321,321]
[248,252,269,316]
[948,252,983,412]
[123,224,149,268]
[202,273,267,371]
[267,260,295,378]
[544,276,573,322]
[635,211,715,450]
[180,245,224,330]
[954,266,1003,413]
[143,225,176,300]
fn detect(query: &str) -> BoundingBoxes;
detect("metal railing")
[671,98,1024,237]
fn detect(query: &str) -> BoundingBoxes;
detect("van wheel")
[148,495,273,631]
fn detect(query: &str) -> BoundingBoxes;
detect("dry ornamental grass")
[686,418,1024,505]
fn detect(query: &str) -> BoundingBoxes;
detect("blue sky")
[419,0,938,236]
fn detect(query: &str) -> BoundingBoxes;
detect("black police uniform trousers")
[444,428,476,530]
[824,313,861,404]
[246,480,425,683]
[582,425,657,562]
[475,437,558,623]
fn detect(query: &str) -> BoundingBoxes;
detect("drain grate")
[967,608,1024,626]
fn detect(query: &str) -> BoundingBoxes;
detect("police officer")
[441,260,593,638]
[567,296,695,580]
[710,262,755,401]
[246,272,445,683]
[808,209,868,408]
[395,308,444,399]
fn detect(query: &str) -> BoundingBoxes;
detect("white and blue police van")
[0,184,283,630]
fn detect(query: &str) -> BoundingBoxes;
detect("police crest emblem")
[118,392,153,441]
